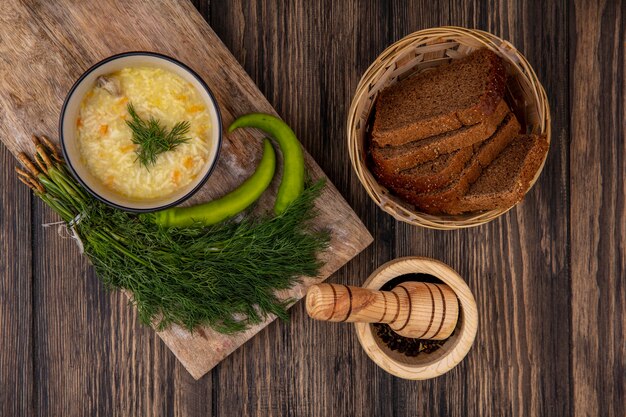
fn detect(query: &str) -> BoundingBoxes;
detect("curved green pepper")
[228,113,305,214]
[152,138,276,228]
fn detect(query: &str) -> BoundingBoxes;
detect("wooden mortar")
[320,257,477,380]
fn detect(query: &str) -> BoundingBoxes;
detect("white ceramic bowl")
[59,51,222,212]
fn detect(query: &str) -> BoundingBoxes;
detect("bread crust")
[373,147,473,193]
[371,48,507,148]
[389,112,521,214]
[447,134,549,214]
[371,99,509,174]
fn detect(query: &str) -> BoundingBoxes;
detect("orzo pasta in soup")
[76,66,211,200]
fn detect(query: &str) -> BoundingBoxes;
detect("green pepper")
[228,113,305,214]
[152,138,276,228]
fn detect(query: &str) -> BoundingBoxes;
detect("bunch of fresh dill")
[17,137,329,333]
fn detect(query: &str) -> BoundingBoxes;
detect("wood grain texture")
[0,144,33,416]
[570,1,625,416]
[0,0,372,381]
[0,0,624,415]
[306,282,458,340]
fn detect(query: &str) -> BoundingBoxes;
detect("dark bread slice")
[373,146,474,193]
[371,99,509,174]
[447,134,549,214]
[390,112,521,214]
[372,48,507,147]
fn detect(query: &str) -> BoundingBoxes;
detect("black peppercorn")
[373,323,448,357]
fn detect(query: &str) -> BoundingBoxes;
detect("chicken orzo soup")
[76,66,211,200]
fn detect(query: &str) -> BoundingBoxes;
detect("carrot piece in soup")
[187,104,205,113]
[172,170,181,185]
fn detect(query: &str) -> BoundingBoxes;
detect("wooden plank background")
[0,0,623,416]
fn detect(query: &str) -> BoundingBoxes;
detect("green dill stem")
[90,230,149,268]
[38,194,74,221]
[46,172,85,208]
[38,175,83,211]
[50,166,89,201]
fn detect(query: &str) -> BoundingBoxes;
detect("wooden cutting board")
[0,0,372,379]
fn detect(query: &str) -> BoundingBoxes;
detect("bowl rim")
[347,26,551,229]
[59,50,223,213]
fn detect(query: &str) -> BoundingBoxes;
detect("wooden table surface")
[0,0,623,416]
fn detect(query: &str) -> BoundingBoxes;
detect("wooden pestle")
[306,282,459,340]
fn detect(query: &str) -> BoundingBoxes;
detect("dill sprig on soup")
[76,66,212,200]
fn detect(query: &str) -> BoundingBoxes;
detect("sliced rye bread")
[390,112,521,214]
[373,146,474,193]
[371,98,509,174]
[446,134,549,214]
[371,48,507,148]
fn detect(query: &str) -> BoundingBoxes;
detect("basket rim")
[347,26,551,230]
